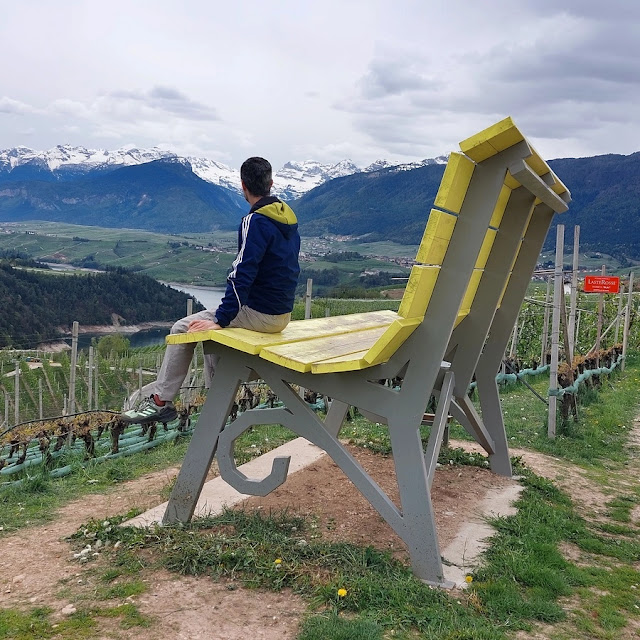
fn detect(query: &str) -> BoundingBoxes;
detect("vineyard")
[1,282,638,489]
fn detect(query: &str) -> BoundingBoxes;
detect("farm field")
[0,221,416,288]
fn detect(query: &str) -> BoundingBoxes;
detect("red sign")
[583,275,620,294]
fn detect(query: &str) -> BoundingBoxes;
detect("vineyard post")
[560,284,578,419]
[69,321,79,414]
[94,353,99,410]
[138,358,143,399]
[622,272,634,372]
[615,284,625,344]
[508,314,519,358]
[88,346,94,411]
[299,278,314,399]
[187,297,197,403]
[305,278,313,319]
[568,225,580,357]
[548,224,564,439]
[38,378,43,420]
[541,276,551,364]
[4,391,8,427]
[14,361,20,426]
[594,265,606,367]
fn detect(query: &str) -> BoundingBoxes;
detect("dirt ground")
[1,426,638,640]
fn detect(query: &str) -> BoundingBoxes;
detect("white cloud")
[0,0,638,166]
[0,96,40,115]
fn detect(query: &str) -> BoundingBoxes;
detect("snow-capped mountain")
[0,144,177,172]
[363,156,449,173]
[0,145,449,199]
[272,159,361,199]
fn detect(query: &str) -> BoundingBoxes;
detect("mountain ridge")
[0,144,448,199]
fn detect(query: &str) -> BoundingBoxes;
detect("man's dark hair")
[241,157,272,197]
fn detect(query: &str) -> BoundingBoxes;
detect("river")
[56,277,226,350]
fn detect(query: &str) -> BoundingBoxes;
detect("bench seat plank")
[259,325,390,372]
[166,309,399,355]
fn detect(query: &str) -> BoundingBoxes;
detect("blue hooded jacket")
[213,196,301,327]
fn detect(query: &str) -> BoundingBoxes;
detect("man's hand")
[187,319,222,332]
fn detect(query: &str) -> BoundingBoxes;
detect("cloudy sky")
[1,0,639,170]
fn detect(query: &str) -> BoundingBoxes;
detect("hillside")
[547,153,640,260]
[294,164,446,243]
[0,150,639,258]
[0,263,204,348]
[294,152,640,259]
[0,159,246,233]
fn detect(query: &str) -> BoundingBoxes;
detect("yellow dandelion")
[337,588,347,597]
[274,558,282,565]
[465,575,473,583]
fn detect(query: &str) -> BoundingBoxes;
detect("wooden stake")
[94,354,99,410]
[622,272,634,372]
[568,225,580,360]
[38,378,43,420]
[548,224,564,439]
[594,265,605,365]
[14,362,19,426]
[560,284,578,420]
[69,321,79,414]
[304,278,313,320]
[88,346,94,411]
[615,284,625,344]
[541,276,551,364]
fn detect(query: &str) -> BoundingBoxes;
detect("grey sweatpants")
[150,306,291,402]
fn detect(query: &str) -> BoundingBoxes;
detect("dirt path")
[2,424,638,640]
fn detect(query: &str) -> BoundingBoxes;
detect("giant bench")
[162,117,571,586]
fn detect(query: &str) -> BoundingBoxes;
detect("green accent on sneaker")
[121,396,178,425]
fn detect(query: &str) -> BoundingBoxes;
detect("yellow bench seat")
[166,309,399,355]
[166,307,472,374]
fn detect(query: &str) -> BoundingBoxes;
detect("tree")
[96,334,130,358]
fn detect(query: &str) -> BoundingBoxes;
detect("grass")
[0,422,297,535]
[0,603,150,639]
[3,345,640,637]
[64,454,640,640]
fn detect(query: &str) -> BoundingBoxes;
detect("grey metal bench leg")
[476,374,512,477]
[388,419,449,586]
[162,357,246,524]
[324,398,350,437]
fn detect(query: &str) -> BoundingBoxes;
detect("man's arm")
[210,213,269,328]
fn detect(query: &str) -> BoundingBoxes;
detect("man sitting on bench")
[121,156,301,426]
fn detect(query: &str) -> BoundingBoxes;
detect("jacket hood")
[251,196,298,226]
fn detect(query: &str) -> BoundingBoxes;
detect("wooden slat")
[459,269,484,315]
[475,229,497,269]
[415,209,457,265]
[166,310,398,355]
[260,326,389,373]
[433,153,475,214]
[490,184,512,228]
[460,117,525,162]
[311,351,370,374]
[363,317,422,366]
[397,265,439,319]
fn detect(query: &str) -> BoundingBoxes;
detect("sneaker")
[122,395,178,425]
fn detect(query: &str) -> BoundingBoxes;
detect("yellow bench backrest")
[363,117,570,367]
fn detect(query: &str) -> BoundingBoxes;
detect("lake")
[66,282,226,350]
